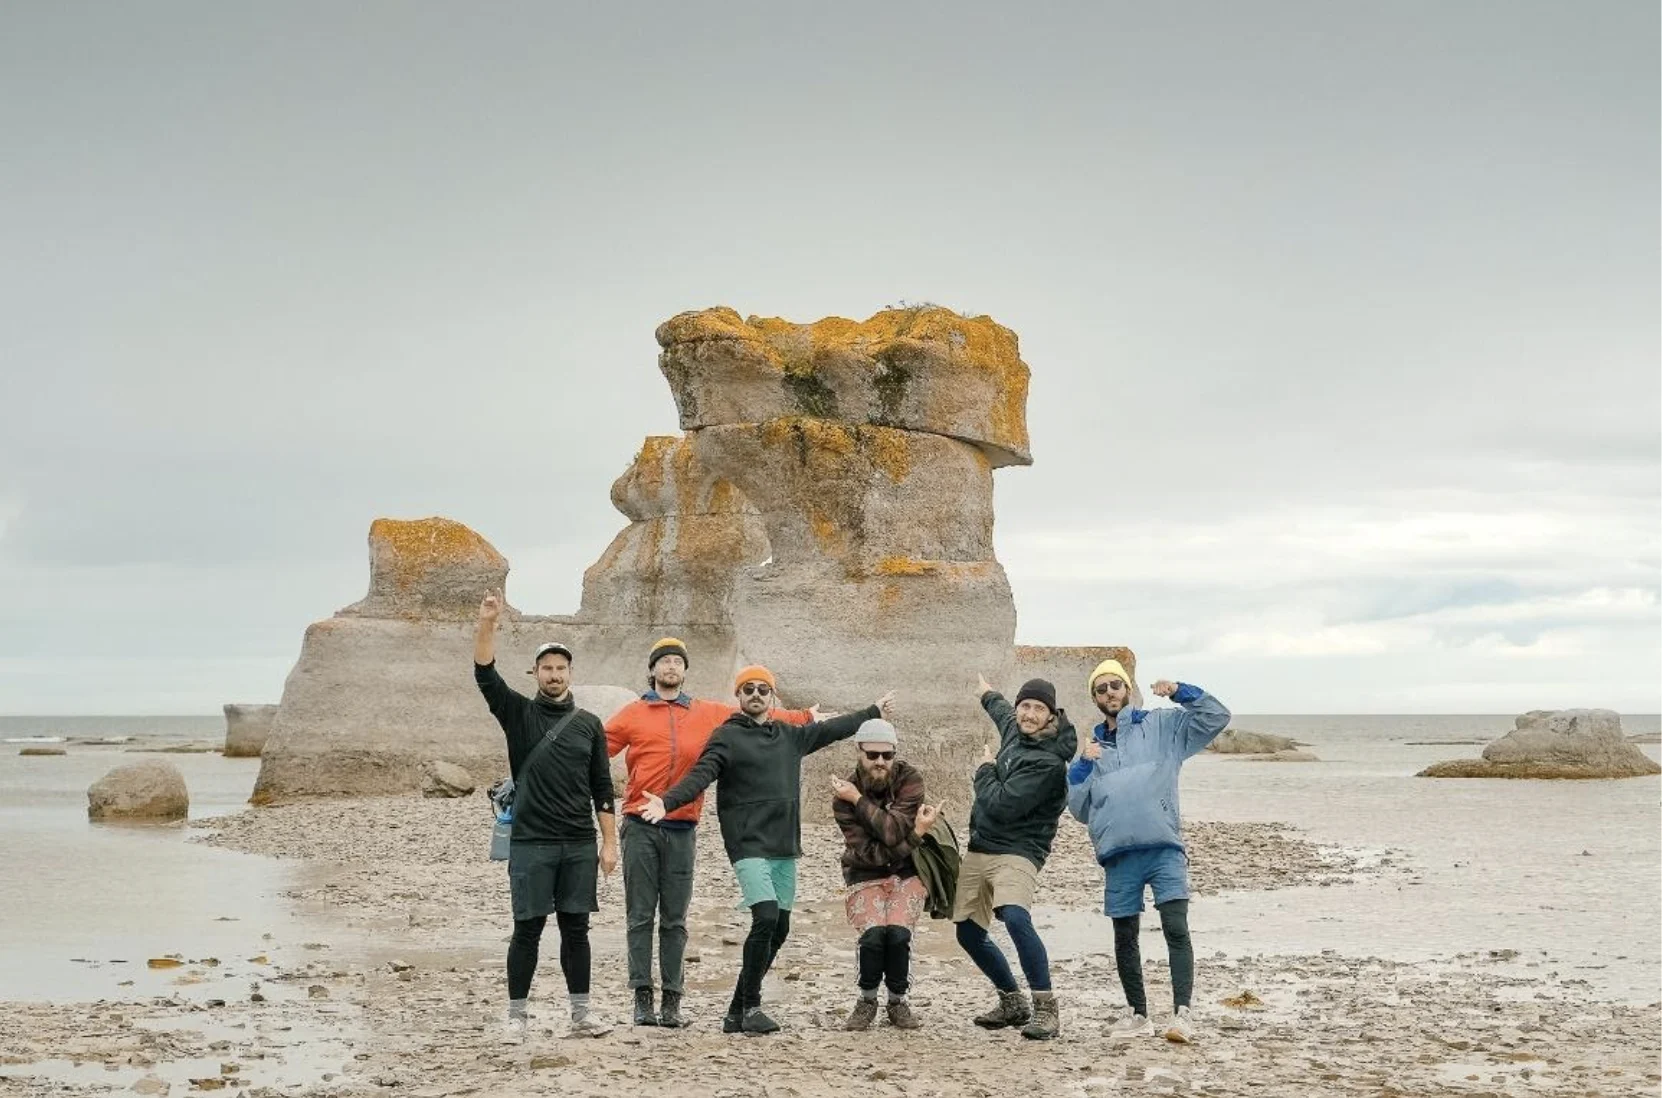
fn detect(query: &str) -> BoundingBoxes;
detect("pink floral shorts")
[844,874,928,933]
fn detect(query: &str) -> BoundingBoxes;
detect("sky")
[1,2,1656,715]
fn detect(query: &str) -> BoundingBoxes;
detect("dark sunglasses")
[862,749,895,761]
[1093,680,1126,696]
[738,683,773,698]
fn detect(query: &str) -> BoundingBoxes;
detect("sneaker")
[722,1011,743,1034]
[632,986,658,1027]
[843,998,879,1031]
[567,1013,613,1038]
[741,1006,781,1034]
[973,989,1031,1030]
[498,1013,528,1045]
[658,990,687,1029]
[1108,1012,1154,1041]
[885,999,921,1030]
[1164,1006,1195,1044]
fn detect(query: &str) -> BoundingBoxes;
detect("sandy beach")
[4,761,1658,1098]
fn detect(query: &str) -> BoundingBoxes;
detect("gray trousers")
[621,816,696,994]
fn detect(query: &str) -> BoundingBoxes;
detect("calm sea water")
[1,714,1658,1004]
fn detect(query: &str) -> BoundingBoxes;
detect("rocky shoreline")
[1,796,1657,1098]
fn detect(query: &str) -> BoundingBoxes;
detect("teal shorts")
[733,856,798,911]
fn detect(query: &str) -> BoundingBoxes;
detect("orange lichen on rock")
[368,518,505,591]
[873,556,939,577]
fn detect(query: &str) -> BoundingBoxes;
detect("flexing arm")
[1152,681,1231,759]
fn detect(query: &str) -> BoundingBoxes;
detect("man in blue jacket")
[1067,658,1229,1044]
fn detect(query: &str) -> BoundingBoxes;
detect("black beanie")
[647,638,689,670]
[1014,678,1057,714]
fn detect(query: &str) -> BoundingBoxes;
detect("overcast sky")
[1,2,1656,715]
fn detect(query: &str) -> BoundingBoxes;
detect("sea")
[1,713,1658,1005]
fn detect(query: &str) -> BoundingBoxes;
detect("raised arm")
[1151,681,1231,758]
[978,690,1023,750]
[474,590,502,667]
[797,695,891,755]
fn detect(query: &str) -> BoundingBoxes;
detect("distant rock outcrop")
[88,761,189,821]
[253,307,1136,802]
[223,704,278,758]
[1207,729,1316,760]
[1419,709,1661,779]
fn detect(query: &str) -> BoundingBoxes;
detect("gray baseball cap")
[854,718,898,746]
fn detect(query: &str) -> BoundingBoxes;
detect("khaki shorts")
[950,852,1039,928]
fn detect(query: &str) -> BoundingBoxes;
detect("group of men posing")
[472,591,1230,1045]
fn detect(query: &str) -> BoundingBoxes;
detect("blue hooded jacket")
[1065,684,1230,864]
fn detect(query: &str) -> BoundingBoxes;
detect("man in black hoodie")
[474,591,617,1044]
[953,674,1077,1042]
[637,664,895,1035]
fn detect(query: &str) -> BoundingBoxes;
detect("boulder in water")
[88,761,189,821]
[1418,709,1660,779]
[1209,729,1303,754]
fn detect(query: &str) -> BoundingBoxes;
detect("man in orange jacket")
[605,638,814,1028]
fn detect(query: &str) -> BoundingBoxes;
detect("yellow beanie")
[1088,659,1132,693]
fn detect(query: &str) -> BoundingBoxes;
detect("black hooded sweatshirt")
[661,705,880,863]
[474,661,614,843]
[968,691,1077,869]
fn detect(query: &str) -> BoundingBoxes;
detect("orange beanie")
[733,665,777,693]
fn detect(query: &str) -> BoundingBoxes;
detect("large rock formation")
[88,761,189,821]
[254,307,1136,802]
[1419,709,1661,779]
[223,703,278,758]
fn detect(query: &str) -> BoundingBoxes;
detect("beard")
[860,767,892,793]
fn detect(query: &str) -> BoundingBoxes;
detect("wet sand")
[3,794,1658,1097]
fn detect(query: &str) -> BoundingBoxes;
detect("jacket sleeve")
[839,772,925,865]
[604,705,634,759]
[1066,764,1094,823]
[1164,684,1231,759]
[660,732,729,813]
[797,705,881,756]
[972,753,1065,828]
[588,717,616,815]
[979,691,1022,751]
[773,706,814,726]
[474,661,534,756]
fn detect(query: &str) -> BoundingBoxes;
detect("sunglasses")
[862,749,895,761]
[738,683,773,698]
[1093,680,1126,696]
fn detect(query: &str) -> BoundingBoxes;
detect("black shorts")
[507,840,599,920]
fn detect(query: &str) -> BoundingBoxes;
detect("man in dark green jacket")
[638,664,895,1035]
[953,674,1077,1042]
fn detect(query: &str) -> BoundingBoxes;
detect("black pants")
[1111,898,1193,1014]
[857,925,912,996]
[621,818,696,994]
[729,901,791,1014]
[506,911,591,1001]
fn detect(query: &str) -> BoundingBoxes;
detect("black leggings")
[1111,898,1192,1015]
[857,926,912,996]
[731,901,792,1013]
[506,912,591,1000]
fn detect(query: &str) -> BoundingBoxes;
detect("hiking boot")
[741,1006,781,1034]
[886,999,921,1030]
[843,998,879,1031]
[498,1013,528,1045]
[1164,1005,1195,1044]
[1107,1011,1154,1040]
[567,1012,613,1038]
[632,986,658,1027]
[973,989,1031,1030]
[1020,991,1060,1041]
[657,990,687,1029]
[722,1011,743,1034]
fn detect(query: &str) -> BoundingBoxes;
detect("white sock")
[507,998,528,1020]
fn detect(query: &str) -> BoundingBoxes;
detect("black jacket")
[475,662,614,843]
[968,691,1077,869]
[661,705,880,863]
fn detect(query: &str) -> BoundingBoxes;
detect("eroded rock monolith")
[1419,709,1660,779]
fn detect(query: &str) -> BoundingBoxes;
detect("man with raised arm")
[473,591,618,1043]
[638,666,896,1035]
[604,638,816,1028]
[1067,659,1230,1044]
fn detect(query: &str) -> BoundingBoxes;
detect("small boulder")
[1419,709,1661,779]
[1208,729,1301,754]
[88,761,189,821]
[421,760,476,798]
[223,703,278,758]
